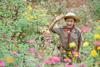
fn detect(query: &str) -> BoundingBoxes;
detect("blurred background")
[0,0,100,67]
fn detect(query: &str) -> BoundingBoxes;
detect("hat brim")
[64,16,80,22]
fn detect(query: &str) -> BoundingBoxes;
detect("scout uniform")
[50,12,83,62]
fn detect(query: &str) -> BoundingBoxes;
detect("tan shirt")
[51,26,83,50]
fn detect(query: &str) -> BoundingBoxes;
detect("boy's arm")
[49,14,64,32]
[77,29,84,52]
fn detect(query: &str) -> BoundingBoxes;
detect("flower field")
[0,0,100,67]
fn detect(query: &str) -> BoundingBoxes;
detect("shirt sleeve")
[78,32,84,46]
[51,27,61,35]
[76,28,84,51]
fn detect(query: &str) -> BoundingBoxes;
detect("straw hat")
[64,12,80,22]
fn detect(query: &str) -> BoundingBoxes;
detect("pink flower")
[0,60,5,67]
[81,26,91,33]
[29,48,35,54]
[11,51,19,56]
[94,41,100,46]
[72,50,76,55]
[72,50,80,58]
[44,56,61,64]
[64,58,72,63]
[51,56,60,63]
[44,60,52,64]
[66,64,76,67]
[26,39,36,45]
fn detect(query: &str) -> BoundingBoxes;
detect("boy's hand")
[54,14,64,22]
[49,14,64,31]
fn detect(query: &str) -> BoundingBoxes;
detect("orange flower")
[74,52,79,57]
[5,57,15,63]
[96,20,100,22]
[11,51,17,54]
[11,51,19,56]
[97,47,100,50]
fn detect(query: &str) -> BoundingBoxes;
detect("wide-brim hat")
[64,12,80,22]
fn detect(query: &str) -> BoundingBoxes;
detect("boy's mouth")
[67,24,72,26]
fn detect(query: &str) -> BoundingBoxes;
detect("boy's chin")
[67,25,73,28]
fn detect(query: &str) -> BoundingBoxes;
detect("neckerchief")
[63,25,75,48]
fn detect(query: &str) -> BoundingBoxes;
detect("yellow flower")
[27,16,33,21]
[5,57,15,63]
[23,12,28,16]
[94,34,100,39]
[97,47,100,50]
[27,17,31,21]
[69,42,76,48]
[27,5,32,11]
[96,26,100,30]
[30,15,34,19]
[91,49,97,57]
[68,51,71,55]
[83,41,89,47]
[27,15,38,21]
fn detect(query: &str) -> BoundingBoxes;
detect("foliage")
[0,0,100,67]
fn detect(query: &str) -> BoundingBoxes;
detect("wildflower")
[51,56,60,63]
[94,41,100,46]
[5,57,15,63]
[26,16,33,21]
[30,15,34,19]
[61,50,66,53]
[96,20,100,22]
[74,52,79,57]
[64,57,72,63]
[94,34,100,40]
[23,12,28,16]
[44,60,52,64]
[83,41,89,47]
[29,48,35,54]
[27,5,32,11]
[96,26,100,30]
[44,56,60,64]
[72,50,80,57]
[69,42,76,48]
[81,26,91,33]
[97,47,100,50]
[0,60,5,67]
[26,38,36,45]
[11,51,19,56]
[68,51,71,55]
[91,49,97,57]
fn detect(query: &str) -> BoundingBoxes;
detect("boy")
[49,12,83,63]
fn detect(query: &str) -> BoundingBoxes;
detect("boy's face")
[65,18,75,28]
